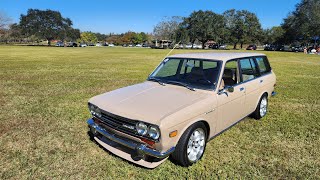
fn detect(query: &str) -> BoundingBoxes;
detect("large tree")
[153,16,182,41]
[282,0,320,44]
[19,9,76,45]
[223,9,263,49]
[182,10,225,49]
[80,31,98,44]
[0,11,11,30]
[0,11,11,42]
[263,26,285,44]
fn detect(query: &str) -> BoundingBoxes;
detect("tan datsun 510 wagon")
[87,52,276,168]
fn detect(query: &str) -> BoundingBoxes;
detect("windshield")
[149,58,221,90]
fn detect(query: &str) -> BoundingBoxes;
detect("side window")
[221,60,239,88]
[256,57,271,75]
[239,58,260,82]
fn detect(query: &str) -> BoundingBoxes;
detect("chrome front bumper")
[87,118,175,159]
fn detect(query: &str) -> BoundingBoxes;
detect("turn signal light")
[169,130,178,138]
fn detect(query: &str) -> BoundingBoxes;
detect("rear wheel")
[251,94,268,120]
[171,122,207,167]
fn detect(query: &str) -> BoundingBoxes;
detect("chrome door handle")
[240,87,245,91]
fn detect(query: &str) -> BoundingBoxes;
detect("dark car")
[246,44,257,50]
[264,45,276,51]
[211,44,219,49]
[291,46,304,52]
[211,44,227,50]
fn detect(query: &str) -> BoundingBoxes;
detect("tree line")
[153,0,319,49]
[0,9,153,45]
[0,0,319,47]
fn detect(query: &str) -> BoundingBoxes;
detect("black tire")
[171,122,207,167]
[251,93,268,120]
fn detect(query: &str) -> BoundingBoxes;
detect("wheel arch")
[176,119,211,143]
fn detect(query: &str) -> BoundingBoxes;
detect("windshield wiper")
[148,77,165,86]
[166,80,195,91]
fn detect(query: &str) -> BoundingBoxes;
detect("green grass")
[0,46,319,179]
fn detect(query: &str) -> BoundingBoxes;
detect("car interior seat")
[223,69,236,86]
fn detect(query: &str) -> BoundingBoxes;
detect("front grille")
[98,111,138,137]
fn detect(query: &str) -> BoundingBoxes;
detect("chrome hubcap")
[187,128,205,162]
[260,97,267,117]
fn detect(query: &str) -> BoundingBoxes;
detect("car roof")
[167,52,266,61]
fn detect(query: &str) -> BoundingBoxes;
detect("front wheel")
[171,122,207,167]
[251,94,268,120]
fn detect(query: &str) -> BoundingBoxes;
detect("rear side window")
[239,58,260,82]
[256,57,271,75]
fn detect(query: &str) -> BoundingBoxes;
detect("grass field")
[0,46,319,179]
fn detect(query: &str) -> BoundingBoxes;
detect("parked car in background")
[87,52,276,168]
[264,44,276,51]
[185,44,192,49]
[80,43,87,47]
[66,42,78,47]
[276,45,291,51]
[193,44,202,49]
[136,44,142,47]
[291,46,303,52]
[109,44,115,47]
[96,43,102,47]
[142,44,150,48]
[246,44,257,50]
[55,41,64,47]
[211,44,219,49]
[218,44,227,50]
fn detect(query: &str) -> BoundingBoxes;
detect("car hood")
[89,81,209,125]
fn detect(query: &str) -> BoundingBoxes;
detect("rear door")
[239,57,261,115]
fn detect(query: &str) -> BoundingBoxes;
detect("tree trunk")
[233,43,237,49]
[191,39,195,49]
[240,43,243,49]
[202,41,206,49]
[47,39,51,46]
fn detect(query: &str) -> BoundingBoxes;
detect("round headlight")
[94,107,102,118]
[88,104,102,118]
[136,122,148,135]
[148,126,160,140]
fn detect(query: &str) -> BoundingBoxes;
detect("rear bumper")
[87,118,175,159]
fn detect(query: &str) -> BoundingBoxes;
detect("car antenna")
[163,41,181,59]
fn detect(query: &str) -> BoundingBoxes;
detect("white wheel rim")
[260,97,267,117]
[187,128,205,162]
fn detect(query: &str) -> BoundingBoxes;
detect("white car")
[193,44,203,49]
[96,43,101,47]
[80,43,87,47]
[136,44,142,47]
[185,44,192,49]
[109,44,115,47]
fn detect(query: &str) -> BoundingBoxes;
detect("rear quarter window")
[256,57,271,75]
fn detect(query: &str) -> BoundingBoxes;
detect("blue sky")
[0,0,300,34]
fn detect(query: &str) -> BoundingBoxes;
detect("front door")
[216,59,246,132]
